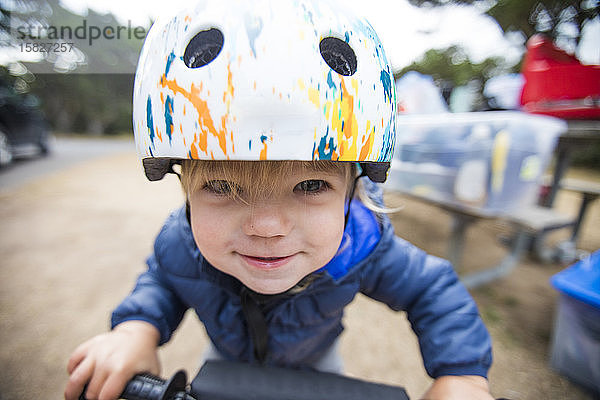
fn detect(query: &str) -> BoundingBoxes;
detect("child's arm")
[64,321,160,400]
[360,234,493,381]
[421,375,494,400]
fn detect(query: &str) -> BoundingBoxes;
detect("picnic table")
[386,114,600,288]
[393,190,574,288]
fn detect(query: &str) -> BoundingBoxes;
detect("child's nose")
[242,201,292,238]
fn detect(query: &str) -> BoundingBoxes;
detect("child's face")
[188,163,348,294]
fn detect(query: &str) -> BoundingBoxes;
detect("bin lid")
[551,250,600,309]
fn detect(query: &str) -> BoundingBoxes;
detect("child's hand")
[421,375,494,400]
[64,321,161,400]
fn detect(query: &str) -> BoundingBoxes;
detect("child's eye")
[203,180,241,196]
[294,179,328,194]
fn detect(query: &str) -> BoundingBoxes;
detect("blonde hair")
[180,160,396,213]
[181,160,354,201]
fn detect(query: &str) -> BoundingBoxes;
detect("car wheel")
[38,132,50,155]
[0,130,13,167]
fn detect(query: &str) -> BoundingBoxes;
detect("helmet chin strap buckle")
[143,158,181,181]
[360,162,390,183]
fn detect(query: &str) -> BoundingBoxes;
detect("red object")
[520,34,600,120]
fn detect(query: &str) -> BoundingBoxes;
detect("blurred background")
[1,0,598,142]
[1,0,599,399]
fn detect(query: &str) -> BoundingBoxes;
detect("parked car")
[0,85,50,167]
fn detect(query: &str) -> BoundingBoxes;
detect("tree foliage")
[30,73,134,135]
[394,46,512,110]
[394,46,507,85]
[407,0,599,48]
[1,0,143,135]
[397,0,598,110]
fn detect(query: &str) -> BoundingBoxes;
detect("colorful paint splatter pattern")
[135,0,396,164]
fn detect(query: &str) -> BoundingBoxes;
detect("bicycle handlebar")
[77,360,512,400]
[78,370,192,400]
[191,360,410,400]
[122,370,191,400]
[78,360,410,400]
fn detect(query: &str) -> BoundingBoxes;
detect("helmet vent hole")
[319,37,357,76]
[184,28,224,68]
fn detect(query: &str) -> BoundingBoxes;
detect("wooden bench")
[502,204,576,265]
[388,176,600,288]
[387,190,578,288]
[444,203,577,288]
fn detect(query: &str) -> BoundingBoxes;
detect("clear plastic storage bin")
[385,111,566,214]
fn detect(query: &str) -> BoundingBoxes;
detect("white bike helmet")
[133,0,396,183]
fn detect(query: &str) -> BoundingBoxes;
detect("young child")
[65,1,494,399]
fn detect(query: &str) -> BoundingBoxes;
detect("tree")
[30,73,135,135]
[396,0,599,110]
[394,46,506,85]
[395,46,508,110]
[407,0,599,51]
[1,0,145,135]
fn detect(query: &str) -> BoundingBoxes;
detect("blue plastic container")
[549,250,600,394]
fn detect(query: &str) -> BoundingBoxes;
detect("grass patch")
[481,305,502,325]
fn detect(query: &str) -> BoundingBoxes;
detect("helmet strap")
[344,166,367,228]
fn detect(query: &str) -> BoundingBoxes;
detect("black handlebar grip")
[78,370,187,400]
[122,370,187,400]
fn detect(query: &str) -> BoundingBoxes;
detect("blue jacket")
[112,189,492,378]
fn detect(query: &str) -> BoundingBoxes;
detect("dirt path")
[1,151,598,399]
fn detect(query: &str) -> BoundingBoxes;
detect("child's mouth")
[240,254,294,269]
